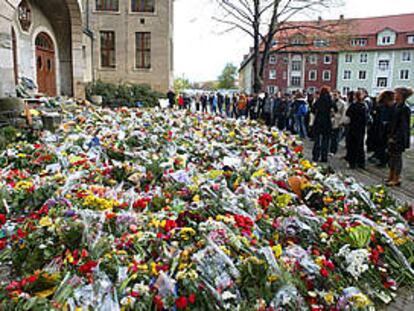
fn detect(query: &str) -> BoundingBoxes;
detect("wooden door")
[35,32,56,96]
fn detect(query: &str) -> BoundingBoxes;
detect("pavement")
[302,139,414,204]
[302,138,414,311]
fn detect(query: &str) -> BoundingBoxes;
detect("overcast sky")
[174,0,414,82]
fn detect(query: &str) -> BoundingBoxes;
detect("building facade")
[0,0,173,98]
[240,13,414,97]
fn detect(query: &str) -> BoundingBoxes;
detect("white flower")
[222,291,237,301]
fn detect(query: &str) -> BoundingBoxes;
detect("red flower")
[176,296,188,309]
[188,293,196,304]
[79,260,98,274]
[0,239,7,250]
[153,295,164,310]
[164,219,177,232]
[258,193,272,208]
[320,268,329,277]
[0,214,6,225]
[133,198,150,209]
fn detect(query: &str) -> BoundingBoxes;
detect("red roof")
[347,13,414,35]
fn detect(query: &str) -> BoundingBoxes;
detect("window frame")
[377,77,388,88]
[308,70,317,81]
[359,53,368,64]
[96,0,119,12]
[291,76,301,87]
[343,70,351,80]
[400,69,410,80]
[378,59,390,70]
[345,54,353,63]
[269,69,277,80]
[322,70,331,81]
[324,54,332,64]
[408,35,414,44]
[342,87,350,96]
[269,55,277,64]
[100,31,116,69]
[308,54,318,65]
[358,70,367,80]
[402,51,412,62]
[131,0,156,14]
[135,32,152,69]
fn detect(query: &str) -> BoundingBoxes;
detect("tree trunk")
[253,0,261,93]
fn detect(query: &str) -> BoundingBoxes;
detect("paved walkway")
[302,140,414,204]
[303,139,414,311]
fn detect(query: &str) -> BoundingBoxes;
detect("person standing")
[330,90,346,155]
[201,93,208,113]
[275,93,287,130]
[178,94,184,110]
[167,89,176,109]
[225,94,231,117]
[386,87,412,186]
[293,92,308,139]
[312,87,337,163]
[238,93,247,118]
[232,93,238,118]
[195,93,201,112]
[371,91,394,167]
[217,92,224,115]
[262,92,273,127]
[346,90,368,169]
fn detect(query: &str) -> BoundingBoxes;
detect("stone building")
[0,0,173,98]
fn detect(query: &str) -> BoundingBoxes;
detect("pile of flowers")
[0,106,413,310]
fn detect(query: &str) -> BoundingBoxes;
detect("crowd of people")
[166,86,412,187]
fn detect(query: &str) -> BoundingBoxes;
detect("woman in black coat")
[346,90,368,169]
[312,87,337,163]
[387,87,413,186]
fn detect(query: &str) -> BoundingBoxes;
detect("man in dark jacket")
[387,87,412,186]
[167,90,176,109]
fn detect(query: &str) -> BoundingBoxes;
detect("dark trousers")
[263,112,272,126]
[330,128,341,154]
[313,133,330,162]
[277,116,286,130]
[202,103,207,113]
[347,132,365,168]
[196,103,200,111]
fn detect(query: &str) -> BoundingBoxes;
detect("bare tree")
[213,0,343,92]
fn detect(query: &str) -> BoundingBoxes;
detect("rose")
[176,296,188,309]
[79,260,98,274]
[153,295,163,310]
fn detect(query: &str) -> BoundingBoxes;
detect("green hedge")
[85,81,165,108]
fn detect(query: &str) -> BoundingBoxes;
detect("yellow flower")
[192,195,200,203]
[267,275,278,283]
[180,228,196,241]
[220,246,231,256]
[207,170,224,179]
[324,292,335,305]
[15,181,33,191]
[35,287,56,298]
[17,153,26,158]
[272,244,283,258]
[151,262,158,276]
[300,159,313,170]
[39,216,53,227]
[229,131,236,138]
[252,169,266,178]
[350,293,371,308]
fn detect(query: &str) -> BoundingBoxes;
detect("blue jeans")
[295,116,307,138]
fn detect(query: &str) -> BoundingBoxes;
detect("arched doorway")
[35,32,56,96]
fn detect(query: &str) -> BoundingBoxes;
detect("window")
[345,54,353,63]
[100,31,116,68]
[283,57,289,64]
[18,0,32,31]
[343,70,351,80]
[96,0,119,11]
[378,60,390,70]
[271,40,278,47]
[360,53,368,64]
[351,38,367,46]
[324,54,332,64]
[402,51,411,62]
[268,86,276,94]
[308,87,316,94]
[308,55,317,64]
[309,70,317,81]
[323,70,331,81]
[135,32,151,69]
[408,35,414,44]
[381,36,391,45]
[269,70,276,80]
[342,87,350,96]
[291,60,302,71]
[358,71,367,80]
[400,70,410,80]
[132,0,155,13]
[269,55,277,64]
[291,36,304,45]
[314,39,329,47]
[291,76,301,87]
[377,77,388,88]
